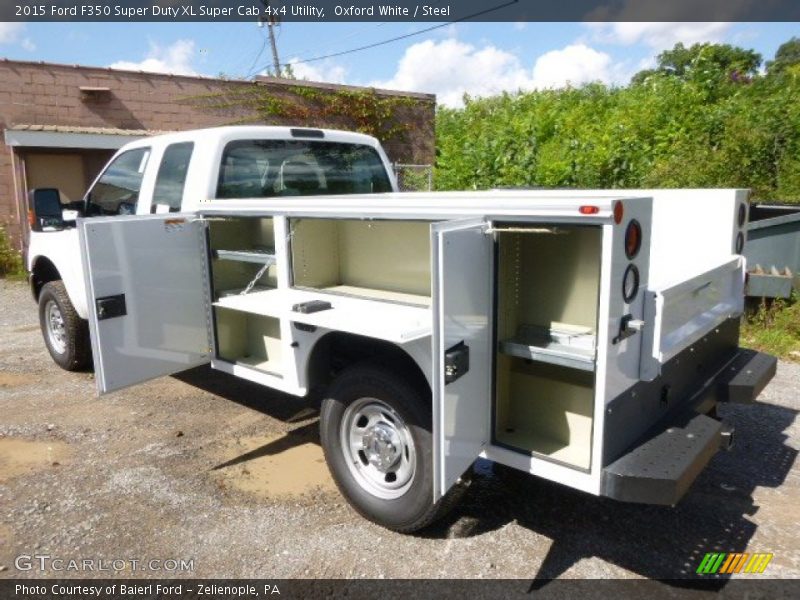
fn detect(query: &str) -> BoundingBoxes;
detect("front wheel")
[38,280,91,371]
[320,362,457,532]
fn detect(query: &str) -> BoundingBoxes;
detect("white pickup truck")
[26,126,397,370]
[28,127,776,533]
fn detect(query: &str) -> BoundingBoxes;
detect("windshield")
[216,139,392,199]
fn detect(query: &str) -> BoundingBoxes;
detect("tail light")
[579,205,599,215]
[613,201,624,224]
[624,220,642,259]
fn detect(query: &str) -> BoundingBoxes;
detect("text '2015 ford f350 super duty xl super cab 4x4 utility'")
[28,127,776,533]
[26,126,397,370]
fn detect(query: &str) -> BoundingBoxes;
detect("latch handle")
[96,294,127,321]
[612,314,644,344]
[444,341,470,384]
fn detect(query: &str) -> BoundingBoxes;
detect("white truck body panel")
[79,215,211,393]
[431,218,494,500]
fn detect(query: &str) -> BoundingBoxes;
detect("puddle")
[0,373,32,388]
[0,438,71,482]
[214,428,336,499]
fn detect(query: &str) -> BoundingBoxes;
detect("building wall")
[0,59,435,251]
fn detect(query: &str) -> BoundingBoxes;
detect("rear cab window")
[216,139,392,199]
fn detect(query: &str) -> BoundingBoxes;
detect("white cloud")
[531,44,615,89]
[108,40,198,76]
[0,22,35,51]
[285,59,347,84]
[586,22,732,51]
[371,39,616,108]
[0,22,24,44]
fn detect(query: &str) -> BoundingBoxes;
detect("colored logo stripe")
[697,552,773,574]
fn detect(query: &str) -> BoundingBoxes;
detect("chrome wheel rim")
[45,300,67,354]
[340,397,416,500]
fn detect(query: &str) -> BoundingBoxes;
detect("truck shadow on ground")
[175,367,796,587]
[427,401,798,588]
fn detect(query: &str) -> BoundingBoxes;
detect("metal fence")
[393,163,433,192]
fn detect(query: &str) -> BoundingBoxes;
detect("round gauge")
[622,264,640,303]
[625,219,642,259]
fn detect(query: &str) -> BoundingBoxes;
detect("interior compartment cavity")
[495,361,593,468]
[209,217,277,297]
[215,306,283,376]
[290,218,431,305]
[494,224,601,468]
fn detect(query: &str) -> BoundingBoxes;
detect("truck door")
[431,218,493,501]
[79,214,211,393]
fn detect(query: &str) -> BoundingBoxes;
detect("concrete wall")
[0,59,435,251]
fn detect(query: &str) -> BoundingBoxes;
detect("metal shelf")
[499,324,596,371]
[214,248,276,265]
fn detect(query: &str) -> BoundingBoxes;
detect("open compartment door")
[431,218,493,501]
[640,256,745,380]
[79,215,212,394]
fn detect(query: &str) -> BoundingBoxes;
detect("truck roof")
[119,125,384,151]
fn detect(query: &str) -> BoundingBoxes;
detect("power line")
[243,28,269,78]
[281,0,517,68]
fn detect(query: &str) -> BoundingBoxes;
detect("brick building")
[0,59,435,254]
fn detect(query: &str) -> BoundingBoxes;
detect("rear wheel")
[38,281,91,371]
[320,362,458,532]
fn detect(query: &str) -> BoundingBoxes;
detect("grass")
[740,293,800,362]
[0,224,26,281]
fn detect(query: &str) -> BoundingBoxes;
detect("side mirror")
[28,188,65,232]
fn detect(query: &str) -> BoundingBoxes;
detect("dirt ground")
[1,278,798,582]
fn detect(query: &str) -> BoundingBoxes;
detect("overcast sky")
[1,21,797,107]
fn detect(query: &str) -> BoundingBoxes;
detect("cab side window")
[85,148,150,216]
[151,142,194,213]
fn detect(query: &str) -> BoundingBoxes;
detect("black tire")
[320,362,460,533]
[38,280,91,371]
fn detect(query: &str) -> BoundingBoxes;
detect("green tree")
[767,37,800,75]
[435,38,800,203]
[632,42,762,84]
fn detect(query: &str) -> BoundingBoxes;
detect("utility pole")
[267,16,281,76]
[261,1,281,77]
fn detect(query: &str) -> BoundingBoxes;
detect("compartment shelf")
[214,288,431,344]
[214,248,276,265]
[499,324,596,371]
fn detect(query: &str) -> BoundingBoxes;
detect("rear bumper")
[601,348,776,505]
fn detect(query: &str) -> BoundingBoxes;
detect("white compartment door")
[431,218,493,501]
[79,215,211,394]
[640,256,745,380]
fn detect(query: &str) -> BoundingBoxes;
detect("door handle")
[444,341,470,384]
[612,314,644,344]
[96,294,127,321]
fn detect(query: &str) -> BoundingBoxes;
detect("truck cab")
[26,126,398,370]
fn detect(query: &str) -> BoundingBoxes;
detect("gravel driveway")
[1,278,798,583]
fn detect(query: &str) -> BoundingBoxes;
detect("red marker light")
[614,201,624,224]
[579,205,600,215]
